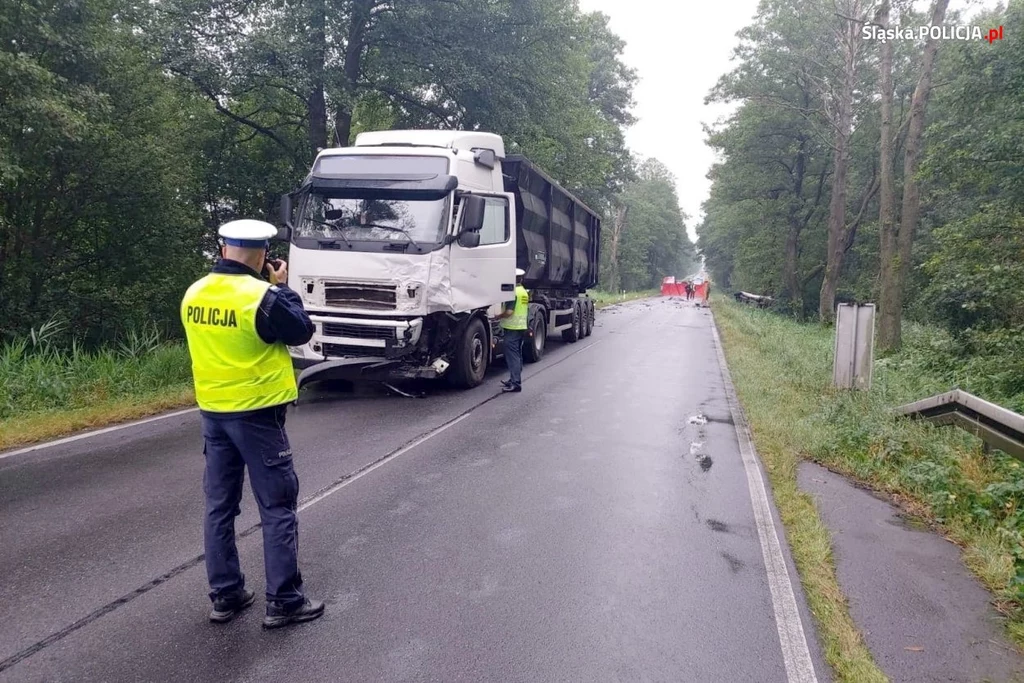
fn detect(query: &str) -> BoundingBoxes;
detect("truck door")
[449,193,517,312]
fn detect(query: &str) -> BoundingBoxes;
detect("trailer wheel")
[562,303,581,343]
[524,311,546,363]
[583,303,594,337]
[449,318,489,388]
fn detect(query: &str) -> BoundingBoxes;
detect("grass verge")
[0,324,196,451]
[592,289,658,309]
[714,296,1024,678]
[714,298,887,682]
[0,386,196,451]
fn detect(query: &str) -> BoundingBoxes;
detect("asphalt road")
[0,298,827,682]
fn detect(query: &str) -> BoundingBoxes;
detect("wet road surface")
[800,461,1024,682]
[0,298,827,682]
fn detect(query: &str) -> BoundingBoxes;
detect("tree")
[703,0,880,320]
[877,0,950,351]
[876,0,898,345]
[608,159,695,291]
[154,1,635,209]
[0,0,208,343]
[818,0,874,324]
[0,0,638,345]
[920,3,1023,339]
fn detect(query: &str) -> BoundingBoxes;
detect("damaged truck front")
[278,129,599,391]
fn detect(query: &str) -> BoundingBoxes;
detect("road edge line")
[0,408,200,461]
[709,313,819,683]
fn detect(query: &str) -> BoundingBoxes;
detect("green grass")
[714,296,1024,677]
[0,321,195,450]
[592,289,658,308]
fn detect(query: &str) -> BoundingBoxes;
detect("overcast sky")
[576,0,1002,244]
[577,0,761,242]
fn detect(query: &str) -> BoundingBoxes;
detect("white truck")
[277,130,601,390]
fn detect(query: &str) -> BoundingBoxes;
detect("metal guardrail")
[896,389,1024,460]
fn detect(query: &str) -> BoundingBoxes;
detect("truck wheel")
[450,318,488,388]
[524,311,546,363]
[583,303,594,337]
[562,304,581,343]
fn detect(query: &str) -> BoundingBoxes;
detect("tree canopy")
[698,1,1021,335]
[0,0,695,345]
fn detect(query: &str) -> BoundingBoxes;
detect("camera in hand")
[264,258,282,276]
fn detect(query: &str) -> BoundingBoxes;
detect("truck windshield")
[296,195,449,247]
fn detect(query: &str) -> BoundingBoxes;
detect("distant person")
[180,219,325,629]
[497,268,529,393]
[687,281,695,300]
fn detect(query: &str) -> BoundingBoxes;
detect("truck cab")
[279,130,598,390]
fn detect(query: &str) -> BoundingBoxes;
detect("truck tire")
[449,318,489,388]
[524,310,546,363]
[583,302,593,337]
[562,303,581,343]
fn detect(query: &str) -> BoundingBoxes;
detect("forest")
[0,0,694,347]
[698,0,1022,405]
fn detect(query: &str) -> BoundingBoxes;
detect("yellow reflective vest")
[181,273,297,412]
[501,284,530,330]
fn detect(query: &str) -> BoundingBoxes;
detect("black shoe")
[209,589,255,623]
[502,384,522,393]
[501,379,512,387]
[262,598,325,629]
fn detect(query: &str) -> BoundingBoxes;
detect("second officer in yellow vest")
[181,219,324,629]
[497,268,530,393]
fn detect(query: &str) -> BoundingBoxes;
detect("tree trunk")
[877,0,900,352]
[306,0,328,158]
[784,134,807,319]
[881,0,950,348]
[607,204,627,293]
[335,0,373,146]
[818,3,861,324]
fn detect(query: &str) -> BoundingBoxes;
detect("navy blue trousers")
[201,404,304,608]
[504,329,525,387]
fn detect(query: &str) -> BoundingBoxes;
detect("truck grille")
[321,322,395,341]
[322,343,388,358]
[323,282,397,310]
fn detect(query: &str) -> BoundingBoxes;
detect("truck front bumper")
[294,357,444,391]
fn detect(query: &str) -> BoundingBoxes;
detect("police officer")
[180,219,325,629]
[498,268,529,393]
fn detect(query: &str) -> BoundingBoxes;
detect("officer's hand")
[268,259,288,285]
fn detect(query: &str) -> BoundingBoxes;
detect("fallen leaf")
[904,646,924,652]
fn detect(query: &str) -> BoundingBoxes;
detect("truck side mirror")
[460,195,486,233]
[457,231,481,248]
[279,193,294,232]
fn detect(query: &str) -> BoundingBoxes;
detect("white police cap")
[218,219,277,248]
[515,268,526,277]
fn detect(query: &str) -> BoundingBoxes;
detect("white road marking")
[298,338,603,511]
[0,408,199,460]
[297,413,472,512]
[709,316,819,683]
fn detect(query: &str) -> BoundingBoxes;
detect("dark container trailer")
[498,155,601,362]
